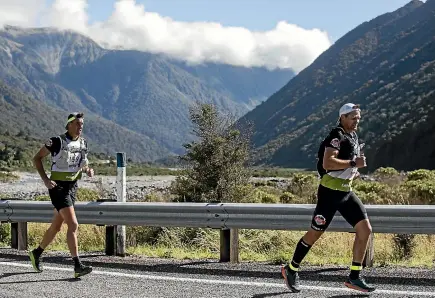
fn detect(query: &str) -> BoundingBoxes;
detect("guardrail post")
[105,225,116,256]
[116,152,127,257]
[363,233,374,267]
[10,222,28,250]
[2,198,27,250]
[97,199,118,256]
[11,222,18,249]
[220,228,230,262]
[230,228,239,263]
[219,228,240,263]
[18,222,28,250]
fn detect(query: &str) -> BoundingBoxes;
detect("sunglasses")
[66,113,84,124]
[351,104,360,110]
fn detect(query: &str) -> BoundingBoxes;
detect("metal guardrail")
[0,201,227,228]
[2,200,435,234]
[2,200,434,265]
[223,203,435,234]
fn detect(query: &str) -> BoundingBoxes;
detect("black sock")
[72,256,82,268]
[349,261,362,279]
[33,246,44,258]
[290,238,312,271]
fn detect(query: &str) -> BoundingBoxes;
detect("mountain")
[0,80,169,161]
[0,25,294,160]
[239,0,435,171]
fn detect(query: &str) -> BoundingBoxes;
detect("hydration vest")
[50,133,88,181]
[316,126,361,191]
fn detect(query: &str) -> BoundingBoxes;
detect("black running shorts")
[311,184,368,231]
[48,180,78,212]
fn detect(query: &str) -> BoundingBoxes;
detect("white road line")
[0,261,433,296]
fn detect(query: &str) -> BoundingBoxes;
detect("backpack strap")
[53,134,68,156]
[78,137,88,168]
[59,134,68,150]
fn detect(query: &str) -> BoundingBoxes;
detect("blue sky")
[82,0,415,42]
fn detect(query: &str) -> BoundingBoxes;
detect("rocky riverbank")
[0,172,177,201]
[0,172,294,201]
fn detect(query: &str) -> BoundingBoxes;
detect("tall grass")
[4,224,432,268]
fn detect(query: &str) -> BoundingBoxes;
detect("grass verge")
[1,223,433,269]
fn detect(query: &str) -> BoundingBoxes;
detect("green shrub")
[143,193,167,202]
[35,195,50,201]
[287,173,318,202]
[373,167,399,179]
[170,175,197,202]
[353,180,409,204]
[0,224,10,244]
[279,192,299,204]
[261,193,279,204]
[232,184,255,203]
[354,181,387,194]
[406,169,435,181]
[373,167,403,186]
[404,180,435,204]
[77,188,100,202]
[246,189,279,204]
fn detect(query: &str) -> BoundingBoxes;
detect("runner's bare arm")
[322,147,353,170]
[33,145,51,182]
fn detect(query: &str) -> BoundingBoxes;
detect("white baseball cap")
[339,103,360,116]
[337,103,360,124]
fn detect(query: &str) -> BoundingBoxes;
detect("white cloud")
[0,0,45,27]
[47,0,89,33]
[0,0,332,72]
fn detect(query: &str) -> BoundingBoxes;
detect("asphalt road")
[0,248,434,297]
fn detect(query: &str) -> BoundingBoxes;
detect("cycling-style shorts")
[311,184,368,231]
[48,180,78,212]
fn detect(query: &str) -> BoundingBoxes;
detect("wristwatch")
[350,160,357,168]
